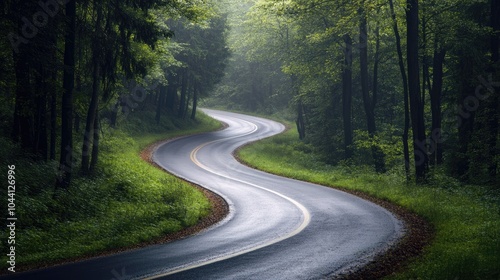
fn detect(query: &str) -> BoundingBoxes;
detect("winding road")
[2,109,403,280]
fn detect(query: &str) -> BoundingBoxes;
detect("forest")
[0,0,499,278]
[212,0,499,185]
[0,0,229,270]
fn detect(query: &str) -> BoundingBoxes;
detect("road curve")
[2,109,403,280]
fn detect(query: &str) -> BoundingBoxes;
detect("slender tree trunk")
[184,81,192,119]
[90,112,100,173]
[421,11,428,113]
[81,59,100,174]
[50,80,57,161]
[82,1,103,173]
[359,8,374,135]
[296,99,306,140]
[191,82,198,120]
[389,0,411,179]
[57,0,76,188]
[34,65,48,161]
[430,42,446,166]
[371,22,386,172]
[166,74,178,114]
[456,53,475,180]
[373,24,380,109]
[11,2,34,149]
[407,0,428,182]
[49,30,58,161]
[359,6,385,172]
[178,69,188,118]
[342,34,353,159]
[487,0,499,183]
[155,85,166,124]
[12,50,33,149]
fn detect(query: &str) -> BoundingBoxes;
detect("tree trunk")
[155,85,166,124]
[359,6,385,172]
[342,34,353,159]
[12,48,33,149]
[389,0,411,180]
[34,64,48,161]
[372,22,386,172]
[50,81,57,161]
[430,43,446,166]
[81,58,100,174]
[166,74,178,114]
[178,69,188,118]
[359,8,374,135]
[456,53,475,180]
[296,99,306,140]
[487,0,499,183]
[407,0,428,182]
[90,112,100,173]
[82,0,103,173]
[49,31,58,161]
[191,82,198,120]
[57,0,76,189]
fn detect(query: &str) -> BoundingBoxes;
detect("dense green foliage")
[212,0,500,185]
[0,0,229,270]
[0,112,220,269]
[0,0,229,187]
[238,126,500,279]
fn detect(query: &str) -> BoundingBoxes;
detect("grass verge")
[237,126,500,280]
[0,111,222,272]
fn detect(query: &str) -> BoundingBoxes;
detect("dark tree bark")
[155,85,166,124]
[359,6,385,173]
[82,1,103,174]
[81,58,100,174]
[191,82,198,120]
[342,34,353,159]
[296,99,306,140]
[407,0,428,182]
[12,44,33,149]
[429,42,446,166]
[10,2,34,149]
[50,85,57,161]
[166,74,178,114]
[455,53,475,180]
[389,0,411,179]
[57,0,77,188]
[359,9,374,135]
[178,69,188,118]
[487,0,499,183]
[373,24,380,110]
[49,31,58,161]
[34,64,48,161]
[89,112,100,173]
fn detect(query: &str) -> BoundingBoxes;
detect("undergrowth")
[238,127,500,280]
[0,111,221,270]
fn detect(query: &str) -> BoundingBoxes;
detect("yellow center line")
[143,118,311,280]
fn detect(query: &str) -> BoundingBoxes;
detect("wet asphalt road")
[2,109,402,280]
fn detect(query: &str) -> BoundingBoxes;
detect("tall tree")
[487,0,499,183]
[429,40,446,166]
[58,0,77,188]
[407,0,428,182]
[81,1,103,174]
[359,3,385,172]
[342,34,353,159]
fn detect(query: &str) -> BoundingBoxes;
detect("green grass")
[0,111,222,270]
[238,127,500,280]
